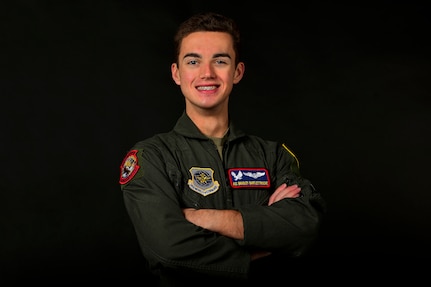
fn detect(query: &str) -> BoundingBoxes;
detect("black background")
[2,0,430,285]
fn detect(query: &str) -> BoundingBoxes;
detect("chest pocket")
[166,160,225,208]
[183,167,229,209]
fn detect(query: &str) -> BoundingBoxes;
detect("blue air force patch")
[228,168,270,188]
[119,150,140,185]
[188,167,220,196]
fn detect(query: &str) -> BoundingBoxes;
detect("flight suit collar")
[173,111,246,141]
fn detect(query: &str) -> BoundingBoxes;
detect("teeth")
[197,86,215,91]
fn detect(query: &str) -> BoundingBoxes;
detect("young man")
[119,11,326,286]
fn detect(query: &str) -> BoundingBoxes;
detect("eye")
[187,59,198,65]
[215,59,228,65]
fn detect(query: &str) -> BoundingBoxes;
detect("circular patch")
[119,149,140,184]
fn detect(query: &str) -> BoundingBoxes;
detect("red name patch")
[228,168,270,189]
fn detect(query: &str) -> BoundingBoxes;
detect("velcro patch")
[188,167,220,196]
[228,168,270,188]
[119,149,140,184]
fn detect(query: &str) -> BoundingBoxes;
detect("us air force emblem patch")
[228,168,270,188]
[188,167,220,196]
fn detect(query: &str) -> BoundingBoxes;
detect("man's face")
[171,31,244,114]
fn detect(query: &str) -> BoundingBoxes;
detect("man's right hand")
[268,183,301,205]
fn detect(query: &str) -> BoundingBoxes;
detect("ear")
[171,63,181,85]
[233,62,245,84]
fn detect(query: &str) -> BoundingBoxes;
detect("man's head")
[170,12,245,118]
[173,12,241,66]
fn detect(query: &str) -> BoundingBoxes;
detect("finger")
[269,184,287,205]
[268,185,301,205]
[275,184,300,198]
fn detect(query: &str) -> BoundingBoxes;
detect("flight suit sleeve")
[237,144,326,257]
[119,142,251,279]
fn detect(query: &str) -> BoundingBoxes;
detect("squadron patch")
[188,167,220,196]
[228,168,270,188]
[119,149,140,184]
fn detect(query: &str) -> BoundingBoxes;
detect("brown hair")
[173,12,241,66]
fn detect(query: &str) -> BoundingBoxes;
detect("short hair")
[173,12,241,65]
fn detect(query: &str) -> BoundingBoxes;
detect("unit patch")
[119,149,140,184]
[228,168,270,188]
[188,167,220,196]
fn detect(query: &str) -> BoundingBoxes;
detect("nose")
[200,64,215,79]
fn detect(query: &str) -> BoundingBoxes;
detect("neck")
[186,109,229,138]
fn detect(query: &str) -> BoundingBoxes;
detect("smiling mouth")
[197,85,217,91]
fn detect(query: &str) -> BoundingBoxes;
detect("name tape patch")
[228,168,270,188]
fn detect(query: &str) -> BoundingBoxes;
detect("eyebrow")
[183,53,231,59]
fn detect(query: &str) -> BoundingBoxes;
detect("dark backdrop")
[2,0,430,285]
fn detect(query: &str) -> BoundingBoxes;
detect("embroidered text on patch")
[119,150,140,184]
[188,167,220,196]
[228,168,270,188]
